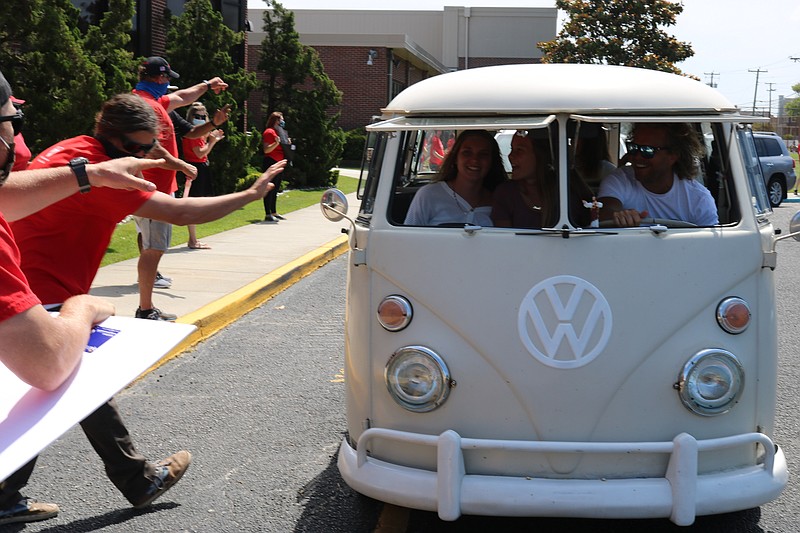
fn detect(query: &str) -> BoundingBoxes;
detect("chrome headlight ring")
[676,349,744,416]
[385,346,453,413]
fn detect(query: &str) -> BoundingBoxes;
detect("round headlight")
[377,295,413,332]
[716,297,751,334]
[385,346,452,412]
[677,349,744,416]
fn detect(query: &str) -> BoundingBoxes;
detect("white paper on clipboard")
[0,316,195,481]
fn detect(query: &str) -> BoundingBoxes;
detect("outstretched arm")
[134,160,287,225]
[0,158,165,222]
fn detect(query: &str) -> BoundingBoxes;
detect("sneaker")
[130,451,192,509]
[154,272,172,288]
[273,213,286,220]
[264,214,278,222]
[135,307,178,321]
[0,498,59,525]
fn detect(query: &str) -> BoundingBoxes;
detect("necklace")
[519,182,542,211]
[450,185,474,214]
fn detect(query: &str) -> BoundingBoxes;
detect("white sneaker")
[154,273,172,289]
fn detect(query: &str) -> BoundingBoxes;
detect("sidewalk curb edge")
[137,234,350,378]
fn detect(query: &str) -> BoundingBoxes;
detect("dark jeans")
[0,398,158,508]
[263,156,284,216]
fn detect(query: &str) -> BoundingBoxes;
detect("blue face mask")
[279,120,286,128]
[192,118,206,126]
[135,80,170,99]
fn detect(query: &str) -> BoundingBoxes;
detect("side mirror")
[790,211,800,241]
[320,188,349,222]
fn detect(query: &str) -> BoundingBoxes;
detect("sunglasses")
[194,114,207,120]
[121,134,157,155]
[0,109,24,137]
[626,141,670,159]
[0,134,16,186]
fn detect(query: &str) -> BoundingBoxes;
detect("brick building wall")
[315,46,391,131]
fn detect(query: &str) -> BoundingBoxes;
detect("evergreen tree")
[166,0,261,194]
[82,0,139,96]
[0,0,105,153]
[539,0,693,74]
[258,1,344,188]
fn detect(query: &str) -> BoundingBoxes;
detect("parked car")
[753,132,796,207]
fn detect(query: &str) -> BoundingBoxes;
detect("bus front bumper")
[337,428,788,526]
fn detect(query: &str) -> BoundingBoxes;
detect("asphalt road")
[13,203,800,532]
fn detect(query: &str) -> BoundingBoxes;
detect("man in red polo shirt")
[6,93,284,523]
[0,70,174,526]
[132,57,230,320]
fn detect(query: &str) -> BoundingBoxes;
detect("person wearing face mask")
[132,57,229,320]
[4,92,284,524]
[181,102,224,249]
[0,71,182,526]
[261,111,291,222]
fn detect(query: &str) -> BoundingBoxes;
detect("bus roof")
[381,64,738,117]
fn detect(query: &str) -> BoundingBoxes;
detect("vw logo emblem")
[518,275,612,369]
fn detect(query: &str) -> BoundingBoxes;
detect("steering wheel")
[599,217,697,229]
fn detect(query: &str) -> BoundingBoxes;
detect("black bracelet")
[203,80,211,90]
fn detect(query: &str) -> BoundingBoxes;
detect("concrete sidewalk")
[89,175,358,360]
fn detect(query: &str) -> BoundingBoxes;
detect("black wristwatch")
[69,157,91,194]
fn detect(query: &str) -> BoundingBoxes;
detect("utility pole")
[704,72,719,88]
[749,68,767,115]
[767,82,775,118]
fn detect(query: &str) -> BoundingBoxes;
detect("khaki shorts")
[134,216,172,251]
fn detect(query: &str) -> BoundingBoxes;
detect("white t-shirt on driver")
[598,166,718,226]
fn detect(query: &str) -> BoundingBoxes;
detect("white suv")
[753,131,797,207]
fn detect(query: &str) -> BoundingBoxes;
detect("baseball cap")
[10,96,24,105]
[141,57,180,79]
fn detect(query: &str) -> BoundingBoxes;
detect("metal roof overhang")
[367,113,768,132]
[367,115,555,131]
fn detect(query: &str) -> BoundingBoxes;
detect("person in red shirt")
[8,96,30,171]
[6,93,285,523]
[428,130,445,172]
[132,57,230,320]
[261,111,289,222]
[182,101,224,249]
[0,71,173,526]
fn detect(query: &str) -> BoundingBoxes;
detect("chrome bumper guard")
[337,428,787,526]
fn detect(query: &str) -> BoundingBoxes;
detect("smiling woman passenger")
[403,129,507,226]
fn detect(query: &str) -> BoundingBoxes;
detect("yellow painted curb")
[139,235,349,377]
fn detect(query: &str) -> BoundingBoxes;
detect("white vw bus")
[321,64,795,526]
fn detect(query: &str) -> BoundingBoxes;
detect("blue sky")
[250,0,800,113]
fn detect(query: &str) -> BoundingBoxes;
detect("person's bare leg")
[187,224,198,247]
[137,249,163,310]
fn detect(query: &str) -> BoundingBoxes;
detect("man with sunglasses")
[132,57,230,320]
[4,92,284,524]
[597,122,717,227]
[0,71,183,525]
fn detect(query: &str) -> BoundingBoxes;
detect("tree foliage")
[0,0,108,153]
[539,0,693,74]
[82,0,139,96]
[258,1,344,188]
[166,0,260,194]
[785,83,800,118]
